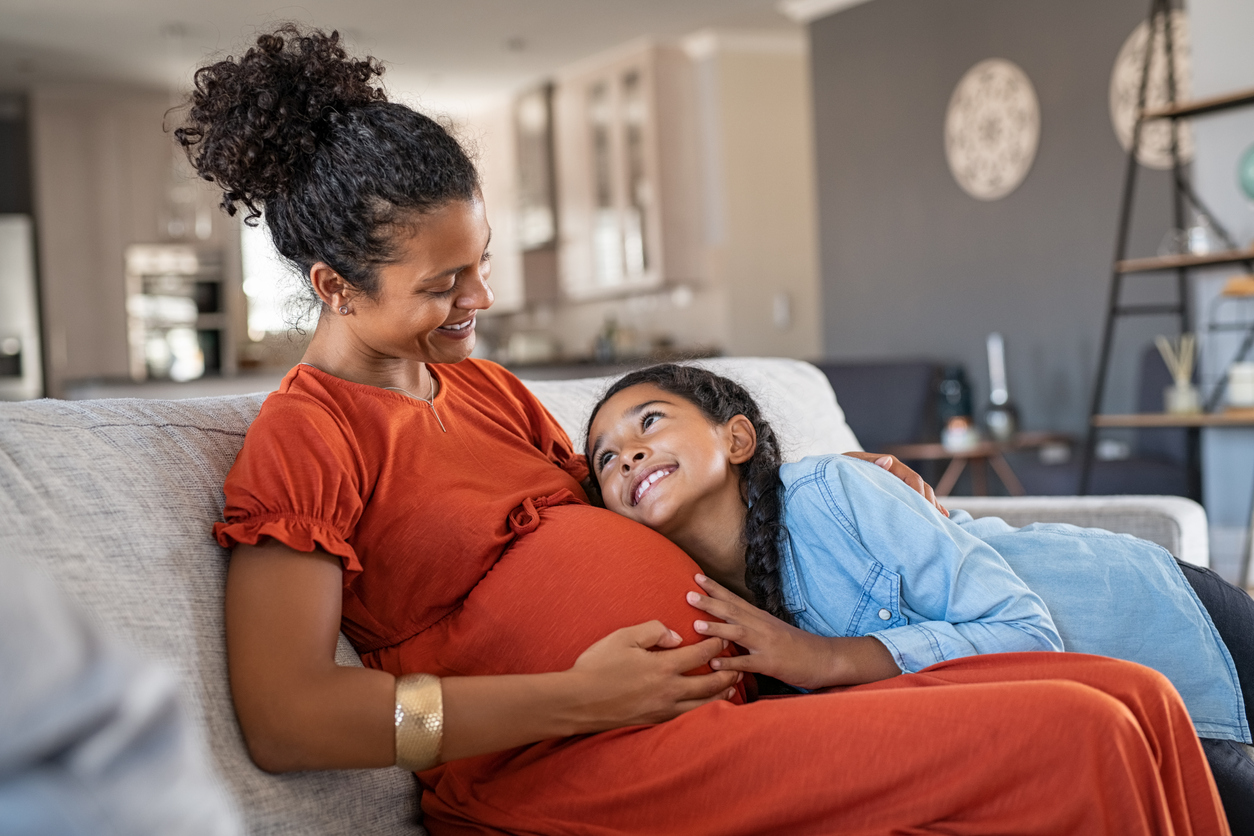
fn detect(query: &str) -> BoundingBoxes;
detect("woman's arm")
[841,451,948,517]
[226,540,738,772]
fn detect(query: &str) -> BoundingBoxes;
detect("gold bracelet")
[394,673,443,772]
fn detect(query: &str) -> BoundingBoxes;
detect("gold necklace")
[300,362,447,433]
[382,379,447,433]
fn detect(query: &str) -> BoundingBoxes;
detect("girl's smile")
[588,383,750,538]
[631,464,676,507]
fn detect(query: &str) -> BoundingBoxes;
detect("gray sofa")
[0,357,1210,834]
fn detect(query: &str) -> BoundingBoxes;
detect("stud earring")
[339,306,349,315]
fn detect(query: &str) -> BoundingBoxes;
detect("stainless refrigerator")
[0,214,42,400]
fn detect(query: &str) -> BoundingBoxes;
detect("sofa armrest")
[945,495,1210,568]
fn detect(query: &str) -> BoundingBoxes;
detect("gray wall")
[810,0,1176,435]
[1192,0,1254,553]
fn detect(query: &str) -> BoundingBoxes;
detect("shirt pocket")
[845,563,906,637]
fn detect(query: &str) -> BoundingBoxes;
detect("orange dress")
[216,361,1228,836]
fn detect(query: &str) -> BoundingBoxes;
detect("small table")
[884,432,1071,498]
[1092,410,1254,589]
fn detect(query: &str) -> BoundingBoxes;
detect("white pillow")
[520,357,862,462]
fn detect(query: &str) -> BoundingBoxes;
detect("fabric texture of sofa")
[0,357,1211,834]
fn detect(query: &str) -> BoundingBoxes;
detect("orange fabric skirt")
[364,504,1227,835]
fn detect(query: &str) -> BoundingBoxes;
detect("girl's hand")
[688,575,901,690]
[565,621,741,731]
[842,452,949,517]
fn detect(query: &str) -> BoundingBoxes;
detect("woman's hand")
[563,621,741,732]
[843,451,948,517]
[688,575,901,690]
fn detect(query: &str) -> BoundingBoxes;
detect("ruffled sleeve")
[214,393,367,582]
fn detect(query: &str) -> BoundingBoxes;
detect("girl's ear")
[725,415,758,465]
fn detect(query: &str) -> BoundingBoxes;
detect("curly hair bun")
[175,25,387,217]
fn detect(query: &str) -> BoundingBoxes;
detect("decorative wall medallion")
[1109,10,1193,170]
[944,58,1041,201]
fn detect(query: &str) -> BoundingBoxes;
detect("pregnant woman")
[194,26,1228,834]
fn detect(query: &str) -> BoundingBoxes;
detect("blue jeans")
[1177,559,1254,835]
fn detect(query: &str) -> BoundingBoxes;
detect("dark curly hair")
[174,25,479,309]
[585,364,791,623]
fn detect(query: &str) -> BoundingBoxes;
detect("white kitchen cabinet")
[554,42,704,300]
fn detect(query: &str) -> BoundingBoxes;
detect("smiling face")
[588,383,752,538]
[332,197,494,367]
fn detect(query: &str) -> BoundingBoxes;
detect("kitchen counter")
[62,372,289,401]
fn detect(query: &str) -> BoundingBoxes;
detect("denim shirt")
[778,455,1250,744]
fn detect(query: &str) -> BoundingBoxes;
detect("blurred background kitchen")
[0,0,826,400]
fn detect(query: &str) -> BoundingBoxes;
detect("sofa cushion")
[0,358,1218,830]
[521,356,862,458]
[946,495,1210,567]
[0,396,424,836]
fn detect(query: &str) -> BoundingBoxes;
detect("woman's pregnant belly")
[372,504,717,680]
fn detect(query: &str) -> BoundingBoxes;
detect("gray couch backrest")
[0,395,424,836]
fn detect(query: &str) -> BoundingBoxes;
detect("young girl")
[587,363,1254,832]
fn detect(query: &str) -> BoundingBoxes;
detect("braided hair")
[585,364,792,623]
[174,25,479,317]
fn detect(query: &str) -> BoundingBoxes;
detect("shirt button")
[878,608,892,621]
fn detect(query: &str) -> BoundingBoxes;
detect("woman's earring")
[339,305,349,316]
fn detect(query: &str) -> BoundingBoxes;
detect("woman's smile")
[435,312,477,341]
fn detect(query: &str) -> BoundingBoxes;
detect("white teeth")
[633,467,673,505]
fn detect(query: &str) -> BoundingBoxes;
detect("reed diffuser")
[1155,333,1200,414]
[983,333,1018,441]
